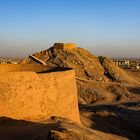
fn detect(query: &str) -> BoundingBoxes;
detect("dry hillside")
[21,43,140,104]
[0,43,140,140]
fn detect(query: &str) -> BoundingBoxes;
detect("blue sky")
[0,0,140,57]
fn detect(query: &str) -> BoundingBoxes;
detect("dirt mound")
[21,43,139,104]
[21,43,107,82]
[47,117,126,140]
[22,43,136,84]
[99,56,135,83]
[0,65,80,123]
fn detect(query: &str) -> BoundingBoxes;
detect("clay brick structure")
[0,64,80,123]
[0,64,50,73]
[53,43,76,51]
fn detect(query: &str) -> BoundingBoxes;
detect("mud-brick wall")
[0,68,80,123]
[0,64,51,73]
[53,43,76,51]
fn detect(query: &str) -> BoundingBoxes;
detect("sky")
[0,0,140,57]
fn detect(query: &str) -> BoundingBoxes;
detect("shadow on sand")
[0,117,63,140]
[128,87,140,95]
[37,67,73,74]
[80,102,140,140]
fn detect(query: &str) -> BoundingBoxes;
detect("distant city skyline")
[0,0,140,57]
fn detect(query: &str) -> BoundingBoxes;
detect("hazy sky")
[0,0,140,57]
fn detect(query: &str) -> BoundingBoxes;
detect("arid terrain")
[0,43,140,140]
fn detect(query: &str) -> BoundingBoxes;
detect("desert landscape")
[0,43,139,140]
[1,0,140,139]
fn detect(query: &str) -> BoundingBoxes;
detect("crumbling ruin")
[0,64,80,123]
[53,43,77,51]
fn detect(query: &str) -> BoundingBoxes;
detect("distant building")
[11,61,18,64]
[114,60,130,66]
[1,62,6,64]
[136,65,140,70]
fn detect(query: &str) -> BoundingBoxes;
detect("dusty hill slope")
[99,56,136,83]
[21,43,135,83]
[22,45,107,82]
[21,43,139,104]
